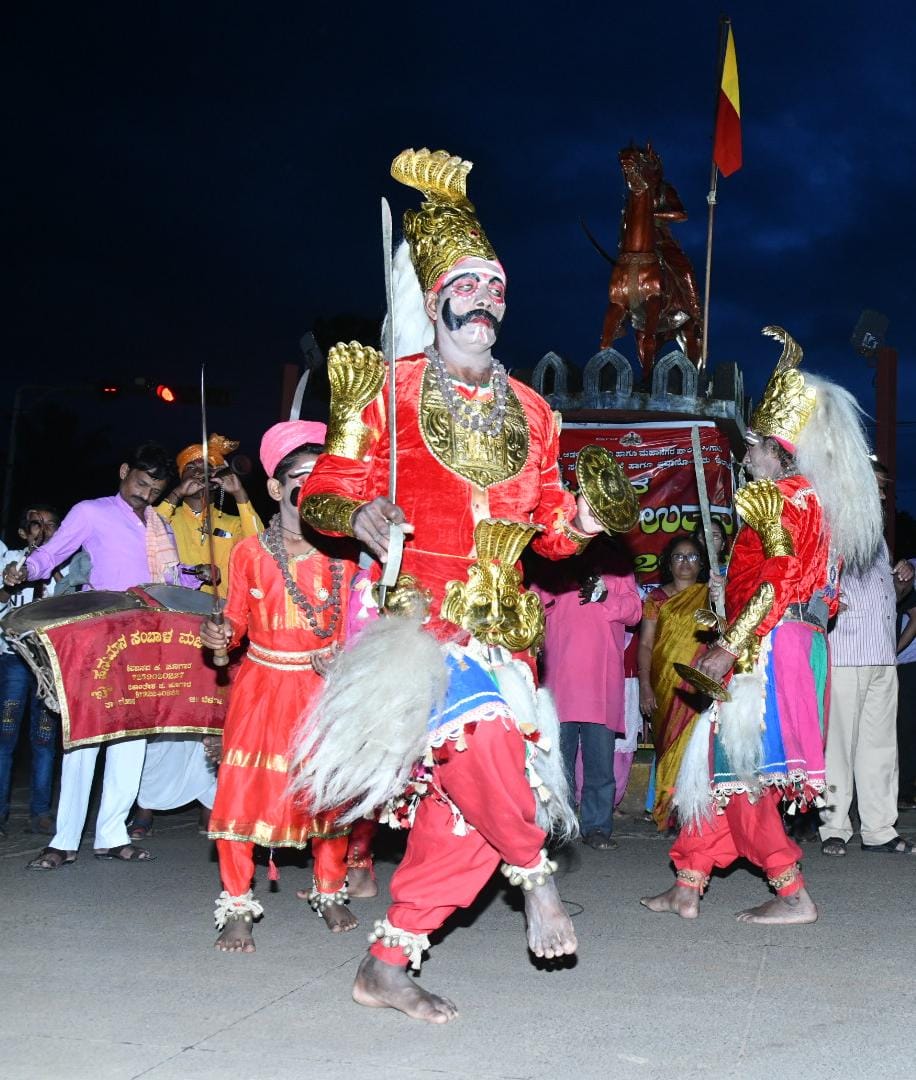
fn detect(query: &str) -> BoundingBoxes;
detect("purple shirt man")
[26,494,189,590]
[3,443,192,868]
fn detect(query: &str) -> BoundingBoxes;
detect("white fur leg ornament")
[717,633,771,784]
[672,711,717,830]
[288,616,448,822]
[368,918,430,971]
[501,848,558,891]
[488,656,579,844]
[214,890,264,931]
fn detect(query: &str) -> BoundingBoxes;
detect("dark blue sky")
[6,3,915,502]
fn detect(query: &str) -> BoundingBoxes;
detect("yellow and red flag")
[713,24,741,176]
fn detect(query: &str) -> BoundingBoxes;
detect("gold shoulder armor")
[325,341,386,459]
[734,479,794,558]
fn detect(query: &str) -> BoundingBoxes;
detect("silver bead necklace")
[262,515,342,639]
[423,345,509,436]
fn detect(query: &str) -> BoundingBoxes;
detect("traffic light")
[94,379,231,406]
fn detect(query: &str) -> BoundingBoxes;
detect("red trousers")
[217,834,350,897]
[346,818,377,868]
[371,718,546,968]
[670,788,804,895]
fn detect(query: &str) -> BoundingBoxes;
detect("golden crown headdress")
[390,148,499,292]
[748,326,817,448]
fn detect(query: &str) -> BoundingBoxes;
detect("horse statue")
[597,144,703,385]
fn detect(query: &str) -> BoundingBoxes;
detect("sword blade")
[199,364,224,623]
[378,197,401,605]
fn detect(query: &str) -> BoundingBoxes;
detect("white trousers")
[819,665,899,846]
[137,736,216,811]
[51,738,147,852]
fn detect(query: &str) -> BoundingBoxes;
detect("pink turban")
[259,420,327,478]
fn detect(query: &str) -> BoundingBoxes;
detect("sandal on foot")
[583,830,618,851]
[862,836,915,855]
[26,814,57,835]
[820,837,847,856]
[126,817,153,840]
[27,847,77,870]
[94,844,155,861]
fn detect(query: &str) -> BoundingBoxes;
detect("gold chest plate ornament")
[418,367,529,488]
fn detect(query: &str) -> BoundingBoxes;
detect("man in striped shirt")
[819,462,915,856]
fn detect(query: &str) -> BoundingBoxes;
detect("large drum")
[1,591,145,711]
[0,584,230,748]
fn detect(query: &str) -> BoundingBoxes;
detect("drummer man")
[3,442,199,869]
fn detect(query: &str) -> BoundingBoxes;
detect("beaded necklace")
[262,514,342,639]
[423,345,509,436]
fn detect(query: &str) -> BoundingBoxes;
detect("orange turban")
[176,434,239,476]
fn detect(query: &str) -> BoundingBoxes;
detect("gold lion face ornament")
[441,519,545,653]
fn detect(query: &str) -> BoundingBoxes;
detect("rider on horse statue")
[599,143,703,385]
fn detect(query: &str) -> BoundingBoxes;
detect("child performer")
[202,420,360,953]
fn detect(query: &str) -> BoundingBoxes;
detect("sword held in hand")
[200,363,229,667]
[377,196,403,609]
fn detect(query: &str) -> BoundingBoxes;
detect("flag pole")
[700,16,732,373]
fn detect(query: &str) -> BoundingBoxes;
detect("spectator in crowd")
[155,434,262,601]
[819,461,915,856]
[638,534,710,830]
[0,506,70,837]
[128,434,263,841]
[613,626,644,814]
[706,518,731,611]
[532,537,642,850]
[3,443,198,868]
[895,582,916,809]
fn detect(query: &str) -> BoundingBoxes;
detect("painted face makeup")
[436,265,507,346]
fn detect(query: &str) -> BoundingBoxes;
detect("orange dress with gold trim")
[208,534,351,847]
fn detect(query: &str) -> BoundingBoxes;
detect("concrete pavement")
[1,796,914,1080]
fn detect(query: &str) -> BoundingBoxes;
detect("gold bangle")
[299,493,367,537]
[560,520,594,554]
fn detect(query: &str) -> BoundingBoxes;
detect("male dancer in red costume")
[298,148,611,1022]
[642,328,883,925]
[203,420,368,952]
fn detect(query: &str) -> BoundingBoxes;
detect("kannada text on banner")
[42,608,231,748]
[559,421,735,583]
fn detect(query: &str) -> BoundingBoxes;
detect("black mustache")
[442,300,501,335]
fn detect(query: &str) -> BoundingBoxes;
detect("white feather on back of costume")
[795,373,883,573]
[287,616,447,823]
[381,240,434,360]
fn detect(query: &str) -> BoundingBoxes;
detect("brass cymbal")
[673,662,731,702]
[574,445,639,534]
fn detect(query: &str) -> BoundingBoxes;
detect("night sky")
[6,3,915,522]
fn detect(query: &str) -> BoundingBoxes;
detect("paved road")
[1,795,913,1080]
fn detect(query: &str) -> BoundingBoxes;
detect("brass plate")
[673,662,732,702]
[574,445,639,534]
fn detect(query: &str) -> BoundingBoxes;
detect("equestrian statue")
[595,143,703,385]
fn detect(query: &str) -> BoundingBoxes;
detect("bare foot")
[321,901,359,933]
[352,953,458,1023]
[735,886,818,925]
[524,877,578,958]
[215,914,256,953]
[640,884,701,919]
[347,866,378,898]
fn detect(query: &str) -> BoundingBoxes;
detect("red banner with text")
[559,421,735,583]
[41,609,232,748]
